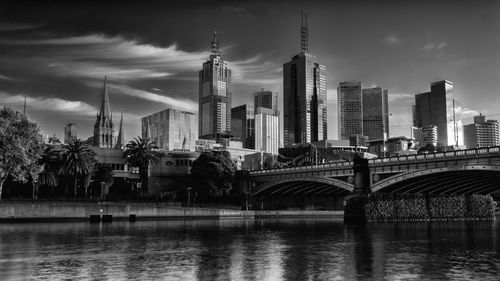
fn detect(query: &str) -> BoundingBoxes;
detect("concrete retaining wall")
[0,202,343,222]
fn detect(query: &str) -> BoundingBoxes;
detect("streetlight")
[186,186,192,207]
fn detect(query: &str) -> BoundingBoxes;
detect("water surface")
[0,219,499,280]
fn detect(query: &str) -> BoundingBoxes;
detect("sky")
[1,0,499,142]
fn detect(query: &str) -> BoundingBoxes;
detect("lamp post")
[186,186,192,207]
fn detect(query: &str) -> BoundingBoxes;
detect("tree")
[94,165,114,199]
[39,145,62,192]
[123,137,162,194]
[190,150,236,197]
[60,138,96,197]
[0,107,45,199]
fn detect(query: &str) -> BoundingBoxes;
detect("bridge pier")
[344,155,371,224]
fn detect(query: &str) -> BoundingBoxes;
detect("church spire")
[116,112,124,149]
[300,12,309,53]
[99,76,111,126]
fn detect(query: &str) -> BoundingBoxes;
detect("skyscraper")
[64,123,77,143]
[231,104,255,149]
[142,108,197,151]
[362,87,389,140]
[283,12,327,146]
[337,81,362,140]
[199,31,232,140]
[254,89,278,113]
[464,114,499,148]
[413,80,453,146]
[93,76,115,148]
[255,107,280,155]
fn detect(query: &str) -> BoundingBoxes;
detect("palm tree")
[123,137,163,195]
[60,139,96,197]
[39,145,62,193]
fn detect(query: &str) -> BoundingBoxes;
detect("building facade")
[142,108,197,151]
[64,123,77,143]
[464,114,499,148]
[198,31,232,139]
[231,104,255,149]
[283,13,327,146]
[413,80,453,146]
[338,81,362,140]
[412,125,438,148]
[255,107,280,155]
[254,89,278,113]
[362,87,389,140]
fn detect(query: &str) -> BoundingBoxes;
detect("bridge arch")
[252,176,354,196]
[372,165,500,195]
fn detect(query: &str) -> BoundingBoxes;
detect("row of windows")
[165,159,194,167]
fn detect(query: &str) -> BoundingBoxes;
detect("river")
[0,219,499,280]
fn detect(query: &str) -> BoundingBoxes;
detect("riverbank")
[0,202,343,222]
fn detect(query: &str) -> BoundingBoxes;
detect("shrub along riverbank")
[365,193,496,221]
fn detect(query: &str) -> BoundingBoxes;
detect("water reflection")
[0,219,499,280]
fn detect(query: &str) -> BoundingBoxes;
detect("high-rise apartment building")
[283,13,327,146]
[338,81,362,140]
[199,31,232,139]
[254,89,278,113]
[464,114,499,148]
[413,80,453,146]
[362,87,389,140]
[231,104,255,149]
[142,108,197,151]
[255,107,280,155]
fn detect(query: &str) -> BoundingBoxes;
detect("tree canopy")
[123,137,163,194]
[0,107,45,199]
[190,150,236,197]
[60,138,96,196]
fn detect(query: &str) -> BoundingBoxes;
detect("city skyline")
[0,0,499,141]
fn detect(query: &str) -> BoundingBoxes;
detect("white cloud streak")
[0,91,96,116]
[384,34,400,45]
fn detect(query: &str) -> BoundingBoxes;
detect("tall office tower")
[231,104,255,149]
[283,12,327,146]
[362,87,389,140]
[255,107,280,154]
[464,114,499,148]
[93,76,115,148]
[413,80,453,146]
[64,123,77,143]
[142,108,197,151]
[254,89,278,113]
[198,31,232,140]
[338,81,362,140]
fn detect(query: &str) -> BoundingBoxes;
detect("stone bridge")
[248,146,500,197]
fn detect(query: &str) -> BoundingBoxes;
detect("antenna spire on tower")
[211,30,220,56]
[300,12,309,53]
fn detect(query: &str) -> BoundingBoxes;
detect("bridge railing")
[248,146,500,175]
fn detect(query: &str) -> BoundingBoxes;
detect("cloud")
[0,33,210,81]
[0,22,44,32]
[231,55,282,85]
[220,5,246,12]
[0,91,96,116]
[384,34,400,45]
[0,73,16,81]
[422,41,447,51]
[84,81,198,113]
